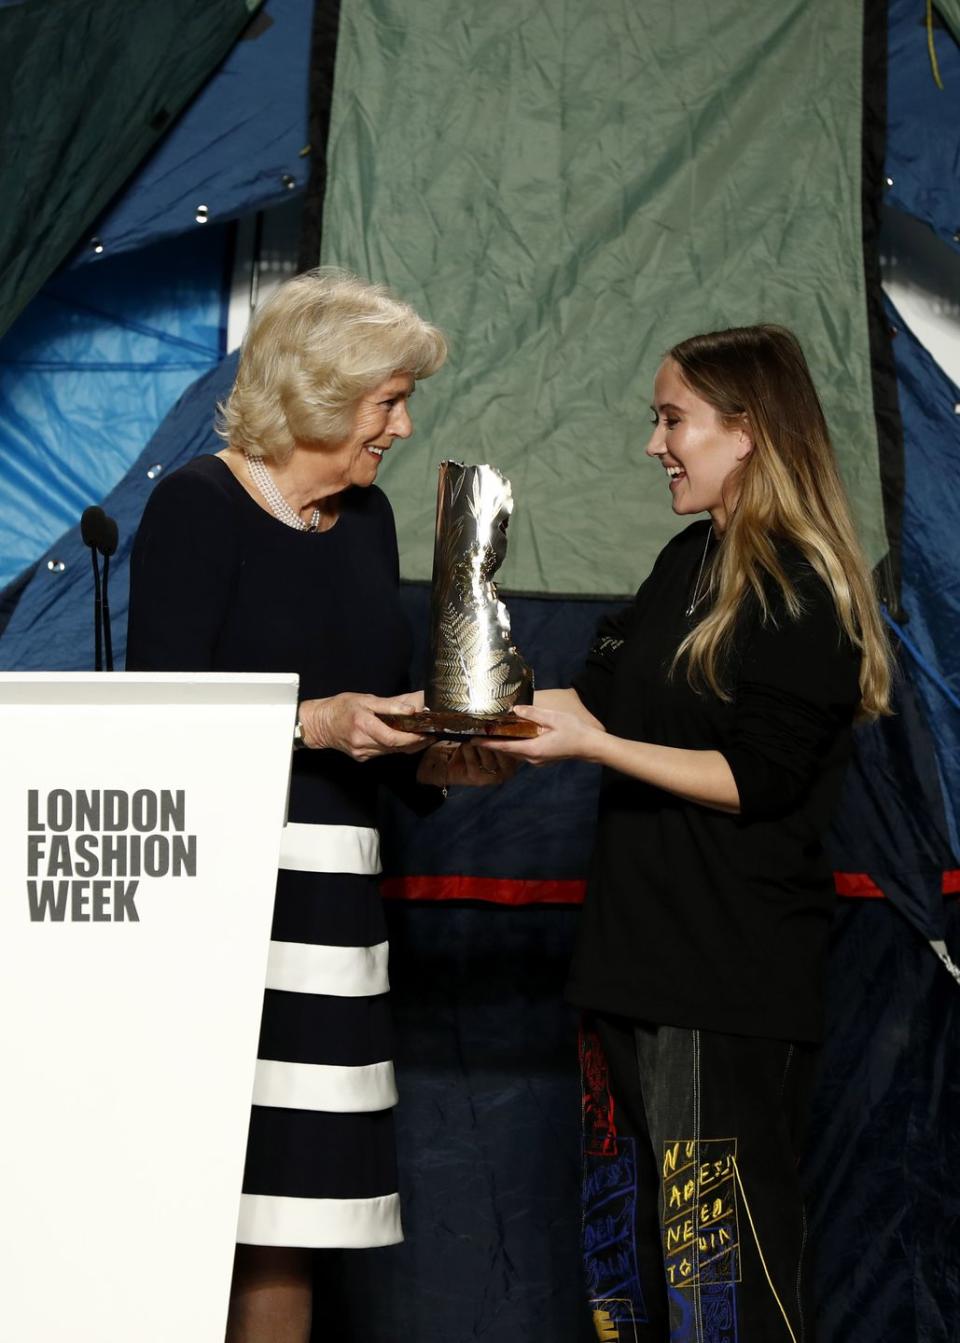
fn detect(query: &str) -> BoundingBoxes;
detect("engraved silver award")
[378,461,536,738]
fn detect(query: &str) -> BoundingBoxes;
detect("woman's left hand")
[417,740,518,789]
[480,704,606,767]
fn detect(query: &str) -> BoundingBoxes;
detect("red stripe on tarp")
[833,872,885,899]
[381,871,960,906]
[380,876,586,905]
[833,871,960,898]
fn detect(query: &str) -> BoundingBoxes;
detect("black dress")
[127,453,415,1248]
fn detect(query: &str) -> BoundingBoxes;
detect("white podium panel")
[0,673,299,1343]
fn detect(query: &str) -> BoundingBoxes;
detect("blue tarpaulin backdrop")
[0,229,229,591]
[0,352,239,659]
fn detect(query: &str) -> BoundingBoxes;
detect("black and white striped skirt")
[236,821,401,1248]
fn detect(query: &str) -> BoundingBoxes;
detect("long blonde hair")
[669,325,891,719]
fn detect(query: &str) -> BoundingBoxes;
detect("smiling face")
[325,371,416,488]
[646,358,752,531]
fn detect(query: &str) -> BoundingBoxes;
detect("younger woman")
[486,325,891,1343]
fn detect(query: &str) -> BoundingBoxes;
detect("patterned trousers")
[580,1013,819,1343]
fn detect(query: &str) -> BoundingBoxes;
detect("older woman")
[126,269,493,1342]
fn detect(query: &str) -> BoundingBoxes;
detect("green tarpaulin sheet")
[321,0,886,596]
[0,0,260,340]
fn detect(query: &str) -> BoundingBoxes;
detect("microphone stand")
[81,506,118,672]
[101,517,118,673]
[102,552,113,672]
[90,546,103,673]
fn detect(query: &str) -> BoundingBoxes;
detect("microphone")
[81,506,114,553]
[100,516,118,557]
[80,507,120,671]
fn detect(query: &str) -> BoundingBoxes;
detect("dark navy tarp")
[0,0,259,338]
[71,0,313,266]
[0,228,229,590]
[309,897,960,1343]
[825,672,957,945]
[804,899,960,1343]
[886,294,960,852]
[886,0,960,254]
[361,903,595,1343]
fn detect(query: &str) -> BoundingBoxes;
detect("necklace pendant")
[684,528,713,618]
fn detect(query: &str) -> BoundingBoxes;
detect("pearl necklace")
[244,451,321,532]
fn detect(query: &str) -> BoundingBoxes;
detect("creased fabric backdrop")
[320,0,886,595]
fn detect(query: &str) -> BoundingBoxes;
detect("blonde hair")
[669,324,892,720]
[217,267,447,459]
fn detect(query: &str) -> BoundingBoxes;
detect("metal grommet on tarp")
[195,204,209,224]
[46,559,65,573]
[146,464,164,480]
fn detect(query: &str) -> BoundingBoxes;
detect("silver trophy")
[378,461,536,738]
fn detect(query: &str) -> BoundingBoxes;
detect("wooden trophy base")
[375,709,539,739]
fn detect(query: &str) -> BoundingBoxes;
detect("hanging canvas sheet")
[317,0,889,595]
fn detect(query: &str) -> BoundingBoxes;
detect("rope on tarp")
[927,0,945,90]
[883,607,960,712]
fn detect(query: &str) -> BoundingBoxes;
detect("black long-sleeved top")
[126,453,428,828]
[567,519,861,1043]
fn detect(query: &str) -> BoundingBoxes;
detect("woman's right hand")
[299,693,427,761]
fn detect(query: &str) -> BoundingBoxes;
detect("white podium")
[0,673,299,1343]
